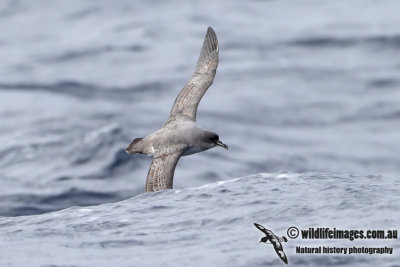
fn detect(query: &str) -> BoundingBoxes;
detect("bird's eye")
[209,134,219,141]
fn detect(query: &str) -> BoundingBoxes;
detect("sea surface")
[0,0,399,266]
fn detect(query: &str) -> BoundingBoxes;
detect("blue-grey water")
[0,0,399,266]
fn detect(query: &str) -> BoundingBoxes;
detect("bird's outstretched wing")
[273,244,288,264]
[168,27,219,123]
[254,223,269,235]
[145,151,183,192]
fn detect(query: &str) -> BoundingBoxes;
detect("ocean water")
[0,172,399,266]
[0,0,399,266]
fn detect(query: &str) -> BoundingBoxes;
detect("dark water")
[0,0,399,265]
[1,0,399,217]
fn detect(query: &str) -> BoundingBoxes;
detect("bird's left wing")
[254,223,269,234]
[167,27,219,123]
[145,151,184,192]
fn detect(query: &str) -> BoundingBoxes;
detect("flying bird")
[126,27,228,192]
[254,223,288,264]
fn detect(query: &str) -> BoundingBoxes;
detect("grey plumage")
[168,26,219,121]
[145,151,183,192]
[126,27,228,192]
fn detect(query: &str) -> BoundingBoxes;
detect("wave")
[286,34,400,49]
[0,80,165,100]
[0,172,398,266]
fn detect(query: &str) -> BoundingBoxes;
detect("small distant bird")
[254,223,288,264]
[126,27,228,192]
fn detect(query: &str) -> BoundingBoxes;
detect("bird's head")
[259,236,269,243]
[204,131,228,150]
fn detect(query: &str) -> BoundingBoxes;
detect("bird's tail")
[126,137,145,154]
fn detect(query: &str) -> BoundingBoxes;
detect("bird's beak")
[216,140,228,150]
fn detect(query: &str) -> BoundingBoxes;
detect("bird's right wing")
[167,27,219,123]
[145,151,183,192]
[273,245,288,264]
